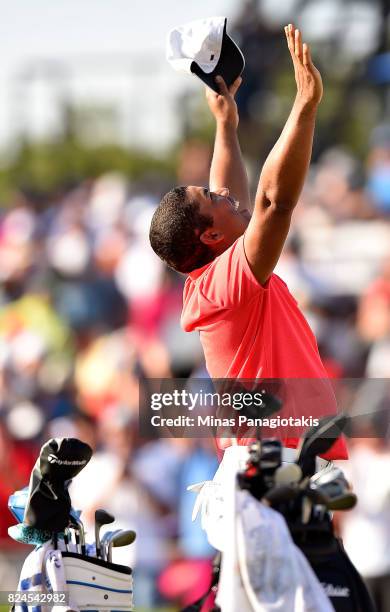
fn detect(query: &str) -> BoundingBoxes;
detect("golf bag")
[62,552,133,611]
[11,543,134,612]
[183,411,377,612]
[290,520,376,612]
[9,437,135,612]
[181,521,376,612]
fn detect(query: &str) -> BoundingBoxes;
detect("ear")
[200,228,224,246]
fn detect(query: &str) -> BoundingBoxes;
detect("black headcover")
[24,438,92,532]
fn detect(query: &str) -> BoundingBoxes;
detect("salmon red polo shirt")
[181,235,348,460]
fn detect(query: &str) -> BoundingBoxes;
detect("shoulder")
[184,236,275,309]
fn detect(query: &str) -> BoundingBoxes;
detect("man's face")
[186,185,251,254]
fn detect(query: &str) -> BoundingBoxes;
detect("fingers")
[285,23,312,68]
[284,23,322,103]
[303,43,313,68]
[214,75,242,97]
[229,76,242,96]
[285,24,302,61]
[294,28,303,62]
[215,75,229,96]
[205,84,217,99]
[284,23,294,54]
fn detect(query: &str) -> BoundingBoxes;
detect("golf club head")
[311,465,344,486]
[257,391,283,419]
[326,492,357,511]
[305,485,328,506]
[239,390,282,429]
[296,413,349,477]
[310,466,357,510]
[260,439,282,470]
[275,463,302,486]
[95,509,115,558]
[95,509,115,527]
[112,529,137,548]
[263,484,299,507]
[101,529,122,561]
[69,509,82,523]
[324,489,357,510]
[107,529,136,563]
[318,480,357,510]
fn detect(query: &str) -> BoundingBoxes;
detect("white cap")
[167,16,245,93]
[167,16,226,74]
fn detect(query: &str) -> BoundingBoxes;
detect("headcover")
[167,16,245,93]
[24,438,92,532]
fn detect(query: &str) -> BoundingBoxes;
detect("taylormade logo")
[322,583,350,598]
[47,454,87,466]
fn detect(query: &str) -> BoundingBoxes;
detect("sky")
[0,1,239,66]
[0,0,242,149]
[0,1,379,150]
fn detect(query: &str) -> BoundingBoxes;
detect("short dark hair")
[149,186,214,273]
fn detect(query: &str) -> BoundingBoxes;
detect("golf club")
[63,529,70,552]
[94,509,114,558]
[311,465,345,487]
[68,520,81,554]
[101,529,122,561]
[274,463,302,486]
[263,483,299,506]
[70,511,86,555]
[107,529,136,563]
[311,467,357,510]
[296,412,349,478]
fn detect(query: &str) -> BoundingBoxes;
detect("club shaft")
[108,543,113,563]
[63,532,69,552]
[70,516,86,555]
[68,528,78,554]
[73,531,80,554]
[94,511,115,558]
[95,525,101,557]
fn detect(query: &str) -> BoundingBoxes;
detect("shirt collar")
[188,261,212,280]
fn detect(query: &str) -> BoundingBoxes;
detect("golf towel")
[15,541,79,612]
[218,489,335,611]
[190,446,334,611]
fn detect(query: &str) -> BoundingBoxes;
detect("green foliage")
[0,138,176,204]
[0,61,380,205]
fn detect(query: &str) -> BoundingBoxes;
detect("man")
[150,24,346,461]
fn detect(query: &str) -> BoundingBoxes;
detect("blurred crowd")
[0,172,219,608]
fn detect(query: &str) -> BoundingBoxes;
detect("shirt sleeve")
[198,235,268,309]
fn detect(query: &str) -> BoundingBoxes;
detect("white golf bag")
[62,552,133,612]
[13,542,134,612]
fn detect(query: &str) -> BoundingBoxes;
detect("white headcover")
[167,16,226,75]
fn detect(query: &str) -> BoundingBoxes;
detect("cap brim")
[191,24,245,93]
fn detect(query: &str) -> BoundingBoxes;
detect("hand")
[205,75,242,129]
[285,24,323,108]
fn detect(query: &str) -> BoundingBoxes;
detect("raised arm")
[206,76,251,212]
[245,24,323,284]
